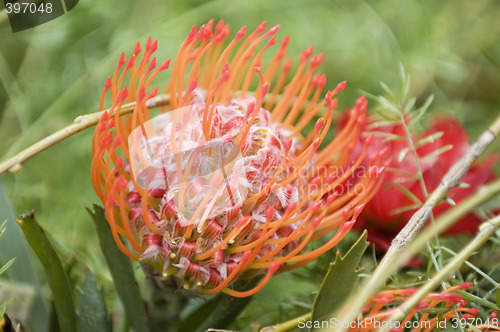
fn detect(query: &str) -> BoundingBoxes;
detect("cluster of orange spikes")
[343,283,499,332]
[91,20,385,297]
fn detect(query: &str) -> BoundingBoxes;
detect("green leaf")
[410,95,434,129]
[404,96,416,113]
[0,258,15,276]
[178,277,259,332]
[17,211,77,332]
[379,81,396,102]
[375,108,399,121]
[367,131,405,142]
[86,204,148,332]
[445,196,457,206]
[366,119,397,129]
[176,295,226,332]
[420,144,453,162]
[469,325,482,332]
[496,288,500,311]
[399,63,411,103]
[454,289,499,312]
[397,147,410,162]
[0,299,15,326]
[390,203,421,215]
[76,268,111,332]
[393,183,423,206]
[310,232,369,330]
[0,279,37,330]
[376,96,401,115]
[416,131,444,148]
[384,167,416,177]
[0,184,48,332]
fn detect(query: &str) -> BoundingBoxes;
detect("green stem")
[399,113,428,198]
[399,109,445,276]
[260,312,311,332]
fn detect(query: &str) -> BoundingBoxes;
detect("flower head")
[356,117,499,250]
[91,20,383,296]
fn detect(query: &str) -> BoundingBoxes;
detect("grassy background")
[1,0,500,330]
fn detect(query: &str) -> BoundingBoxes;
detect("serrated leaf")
[76,268,111,332]
[17,211,77,332]
[310,232,368,329]
[416,131,444,148]
[398,147,410,162]
[420,144,453,162]
[86,204,148,332]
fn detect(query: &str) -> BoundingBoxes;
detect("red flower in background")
[356,117,498,250]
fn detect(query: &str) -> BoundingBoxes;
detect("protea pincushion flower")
[356,117,498,250]
[91,20,384,297]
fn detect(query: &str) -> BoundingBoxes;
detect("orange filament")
[222,262,279,297]
[195,216,252,261]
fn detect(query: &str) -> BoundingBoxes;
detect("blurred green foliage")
[1,0,500,330]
